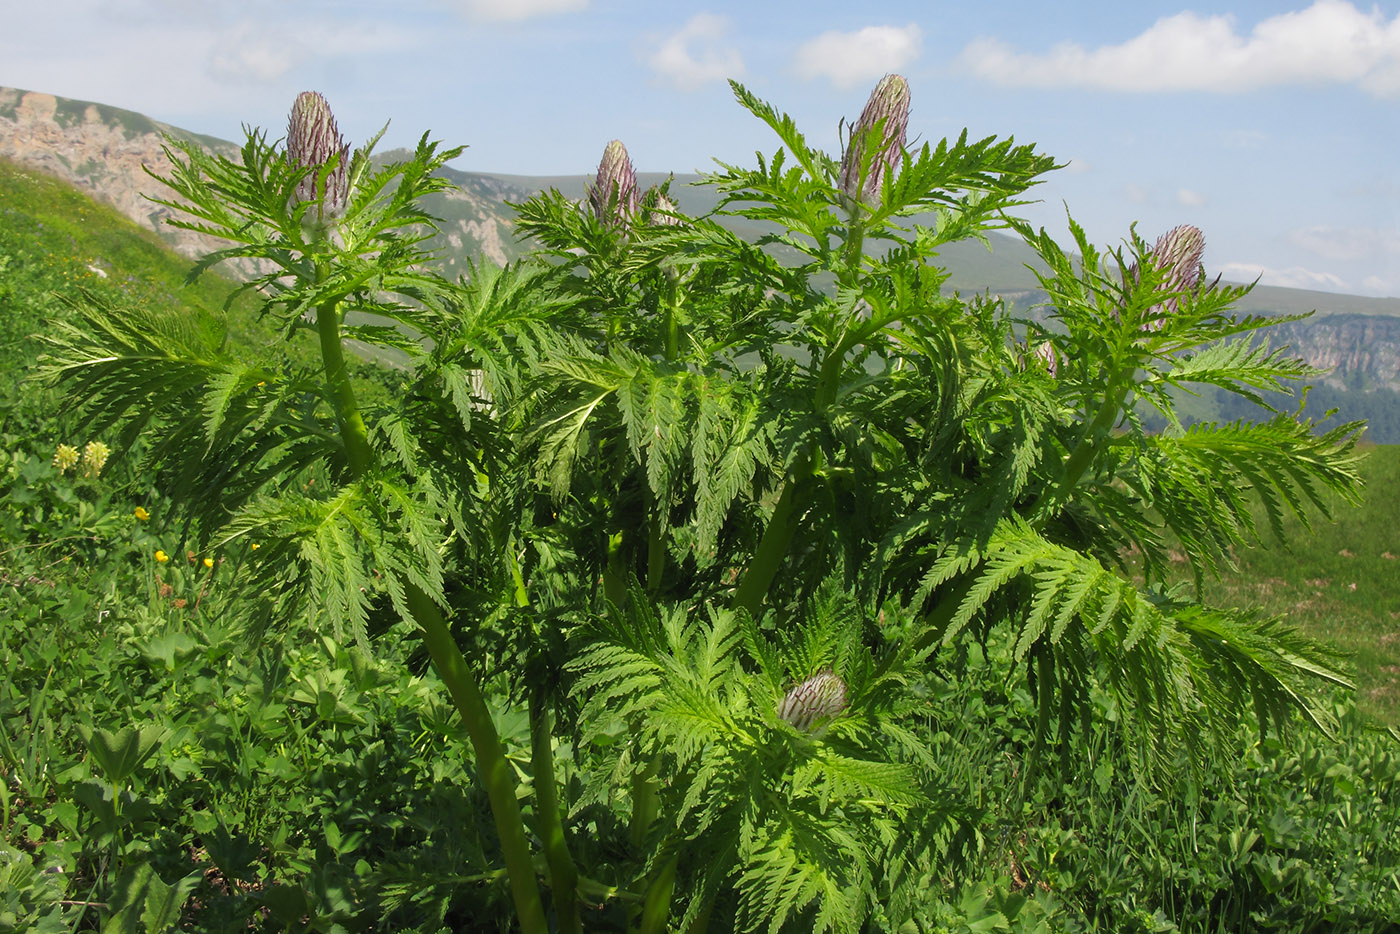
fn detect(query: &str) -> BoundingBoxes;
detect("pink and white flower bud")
[1141,225,1205,331]
[286,91,349,230]
[588,139,639,229]
[648,193,683,227]
[838,74,911,208]
[778,670,848,732]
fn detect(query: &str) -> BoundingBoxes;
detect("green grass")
[1182,443,1400,725]
[0,157,395,410]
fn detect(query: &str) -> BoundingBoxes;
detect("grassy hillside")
[1186,443,1400,723]
[0,158,292,375]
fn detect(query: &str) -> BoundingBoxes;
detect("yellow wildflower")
[250,542,260,551]
[80,441,110,478]
[53,444,80,474]
[203,557,214,569]
[133,506,150,521]
[155,550,169,563]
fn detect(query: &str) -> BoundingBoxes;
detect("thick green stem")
[731,453,811,617]
[683,893,715,933]
[644,482,666,594]
[313,287,547,933]
[1030,377,1131,528]
[630,757,660,853]
[625,754,662,930]
[413,585,549,934]
[730,216,867,617]
[638,855,679,934]
[603,530,628,609]
[314,289,373,477]
[531,695,582,934]
[662,276,681,362]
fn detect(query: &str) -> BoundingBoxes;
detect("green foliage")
[2,77,1394,934]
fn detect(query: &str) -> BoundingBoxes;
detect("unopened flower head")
[778,670,848,732]
[838,74,911,208]
[286,91,350,229]
[1140,225,1205,332]
[1032,339,1059,378]
[53,443,80,475]
[648,193,683,227]
[81,441,110,478]
[588,139,638,229]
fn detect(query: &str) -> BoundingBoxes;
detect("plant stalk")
[638,854,679,934]
[731,453,810,617]
[1030,376,1131,528]
[412,585,550,934]
[314,279,372,478]
[315,291,548,934]
[530,694,582,934]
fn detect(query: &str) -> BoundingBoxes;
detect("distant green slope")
[0,158,375,434]
[1180,443,1400,725]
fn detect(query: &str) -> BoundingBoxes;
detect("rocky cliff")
[1264,314,1400,391]
[0,86,240,264]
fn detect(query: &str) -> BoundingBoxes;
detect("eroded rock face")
[1265,314,1400,391]
[0,86,240,265]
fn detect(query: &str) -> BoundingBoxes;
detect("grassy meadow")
[1186,443,1399,723]
[2,156,1399,931]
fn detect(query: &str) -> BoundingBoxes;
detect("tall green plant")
[41,92,560,932]
[41,74,1365,933]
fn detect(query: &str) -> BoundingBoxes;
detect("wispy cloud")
[1220,261,1349,291]
[209,23,297,82]
[793,24,922,89]
[458,0,586,22]
[1176,188,1207,208]
[645,13,743,91]
[1288,225,1400,261]
[959,1,1400,97]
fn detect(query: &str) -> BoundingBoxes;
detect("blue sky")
[3,0,1398,296]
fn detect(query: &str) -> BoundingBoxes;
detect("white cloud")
[1175,188,1207,207]
[793,24,922,89]
[459,0,586,22]
[1220,261,1349,291]
[959,0,1400,97]
[645,13,744,91]
[1362,274,1398,294]
[1288,225,1400,261]
[209,24,299,82]
[1122,183,1151,204]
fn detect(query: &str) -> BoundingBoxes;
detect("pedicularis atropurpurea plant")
[41,75,1365,932]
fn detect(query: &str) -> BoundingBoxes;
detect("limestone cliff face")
[0,86,239,264]
[1265,314,1400,391]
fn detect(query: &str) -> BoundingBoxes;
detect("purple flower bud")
[838,74,911,208]
[286,91,349,228]
[588,139,638,229]
[1140,225,1205,332]
[1032,339,1059,378]
[778,670,848,732]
